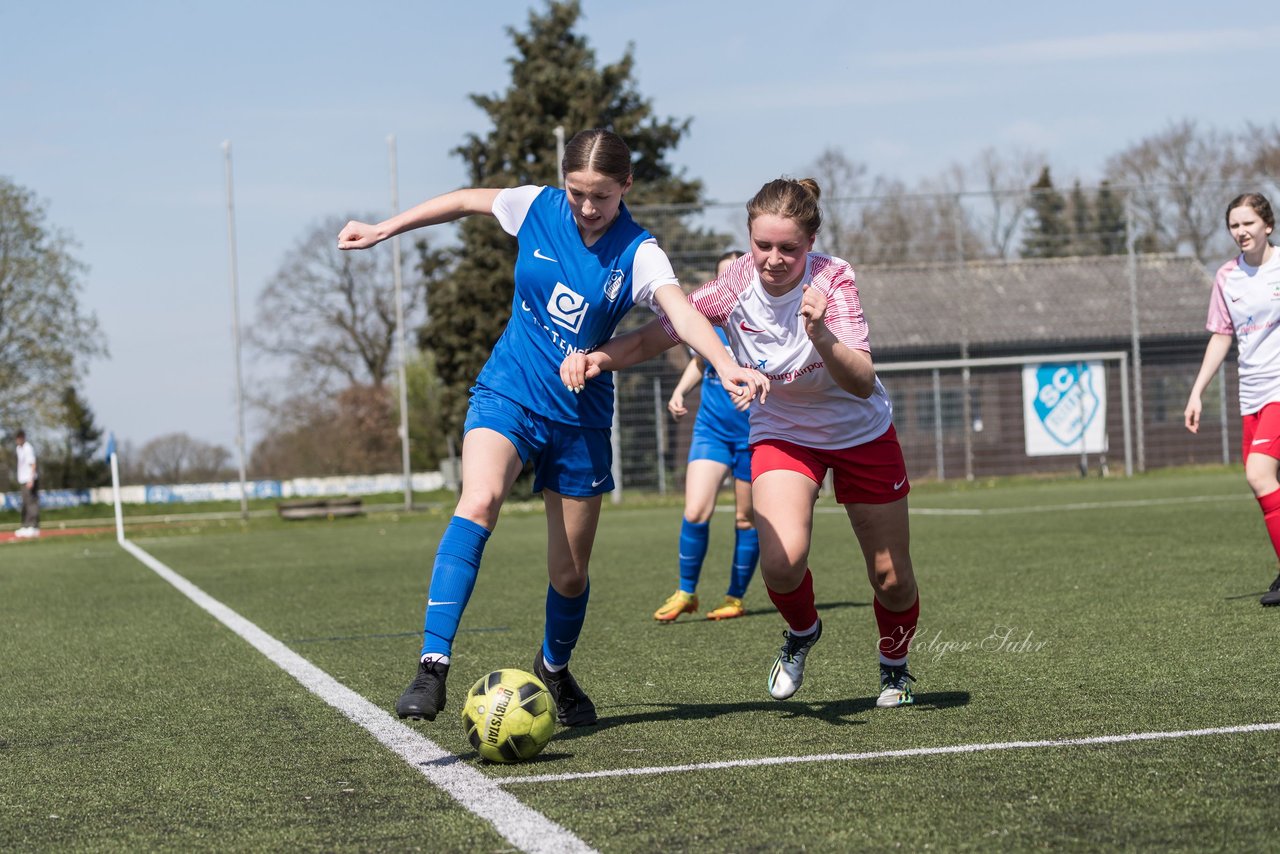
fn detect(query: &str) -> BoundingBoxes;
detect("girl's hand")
[798,284,829,341]
[668,391,688,420]
[337,221,384,250]
[717,366,769,410]
[560,352,604,393]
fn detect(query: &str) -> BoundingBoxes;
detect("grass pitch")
[3,469,1277,851]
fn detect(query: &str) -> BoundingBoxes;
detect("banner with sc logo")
[1021,361,1108,456]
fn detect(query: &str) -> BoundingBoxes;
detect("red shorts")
[751,425,910,505]
[1242,403,1280,462]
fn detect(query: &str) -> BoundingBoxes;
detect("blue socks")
[420,516,491,657]
[678,518,711,594]
[542,580,590,668]
[728,526,759,599]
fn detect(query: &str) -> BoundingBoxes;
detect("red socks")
[874,595,920,665]
[766,569,819,633]
[1258,490,1280,562]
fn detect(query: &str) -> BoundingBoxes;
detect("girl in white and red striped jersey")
[1185,192,1280,607]
[561,177,921,708]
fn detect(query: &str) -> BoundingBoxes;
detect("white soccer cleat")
[767,620,822,700]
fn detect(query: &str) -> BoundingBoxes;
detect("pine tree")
[48,386,108,489]
[1021,166,1070,259]
[1095,180,1127,255]
[420,0,717,436]
[1068,181,1097,256]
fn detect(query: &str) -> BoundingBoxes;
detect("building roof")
[855,253,1214,355]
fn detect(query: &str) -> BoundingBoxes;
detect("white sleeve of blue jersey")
[632,240,680,310]
[492,185,546,236]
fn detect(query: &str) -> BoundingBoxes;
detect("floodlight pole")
[222,141,250,522]
[389,135,413,512]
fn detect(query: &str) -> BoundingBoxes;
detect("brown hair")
[716,250,745,265]
[746,178,822,237]
[561,129,633,185]
[1226,192,1275,229]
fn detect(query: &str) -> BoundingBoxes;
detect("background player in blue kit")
[654,251,760,622]
[338,129,767,726]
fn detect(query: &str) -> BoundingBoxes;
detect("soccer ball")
[460,669,555,763]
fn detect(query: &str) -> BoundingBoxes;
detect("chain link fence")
[611,181,1267,494]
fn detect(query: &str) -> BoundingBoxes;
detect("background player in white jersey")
[1185,192,1280,607]
[654,250,760,623]
[338,129,766,726]
[562,177,922,708]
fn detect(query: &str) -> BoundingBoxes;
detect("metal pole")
[931,368,945,480]
[1078,361,1088,477]
[1119,352,1133,477]
[554,126,565,179]
[388,135,413,513]
[221,141,249,522]
[1125,197,1146,473]
[654,377,667,496]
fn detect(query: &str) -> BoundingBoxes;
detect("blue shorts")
[465,387,614,498]
[687,426,752,483]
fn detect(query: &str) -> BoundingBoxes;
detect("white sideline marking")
[118,539,594,854]
[500,721,1280,786]
[807,493,1250,517]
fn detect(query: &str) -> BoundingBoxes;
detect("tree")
[1021,167,1070,258]
[422,0,716,435]
[808,148,868,262]
[43,385,109,489]
[1104,119,1247,260]
[136,433,232,484]
[249,215,443,394]
[0,178,106,431]
[250,385,399,478]
[1095,181,1127,256]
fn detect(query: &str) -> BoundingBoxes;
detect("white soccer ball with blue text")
[460,669,555,763]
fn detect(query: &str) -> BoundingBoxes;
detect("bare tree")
[809,148,868,261]
[250,384,399,478]
[136,433,231,483]
[1105,119,1248,260]
[249,215,428,393]
[967,146,1042,259]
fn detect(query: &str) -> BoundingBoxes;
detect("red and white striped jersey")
[668,252,894,449]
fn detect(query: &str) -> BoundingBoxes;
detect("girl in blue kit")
[338,129,766,726]
[653,251,760,622]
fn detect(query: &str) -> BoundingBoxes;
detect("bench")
[277,497,364,521]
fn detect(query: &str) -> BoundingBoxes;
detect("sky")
[2,1,1262,454]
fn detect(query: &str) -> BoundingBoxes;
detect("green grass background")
[3,469,1278,851]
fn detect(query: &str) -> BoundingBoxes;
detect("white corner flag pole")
[110,450,124,544]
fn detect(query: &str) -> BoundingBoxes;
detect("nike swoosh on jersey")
[591,476,609,487]
[1253,438,1273,445]
[1231,295,1244,302]
[893,477,908,490]
[739,320,765,333]
[533,248,558,262]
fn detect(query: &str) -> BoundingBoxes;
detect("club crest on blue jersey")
[604,268,625,302]
[547,282,590,333]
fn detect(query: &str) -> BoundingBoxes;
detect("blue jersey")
[476,187,653,428]
[696,326,751,444]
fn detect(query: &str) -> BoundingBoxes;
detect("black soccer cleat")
[396,658,449,720]
[1262,573,1280,607]
[533,651,598,727]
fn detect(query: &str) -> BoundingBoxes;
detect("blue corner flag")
[104,432,116,461]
